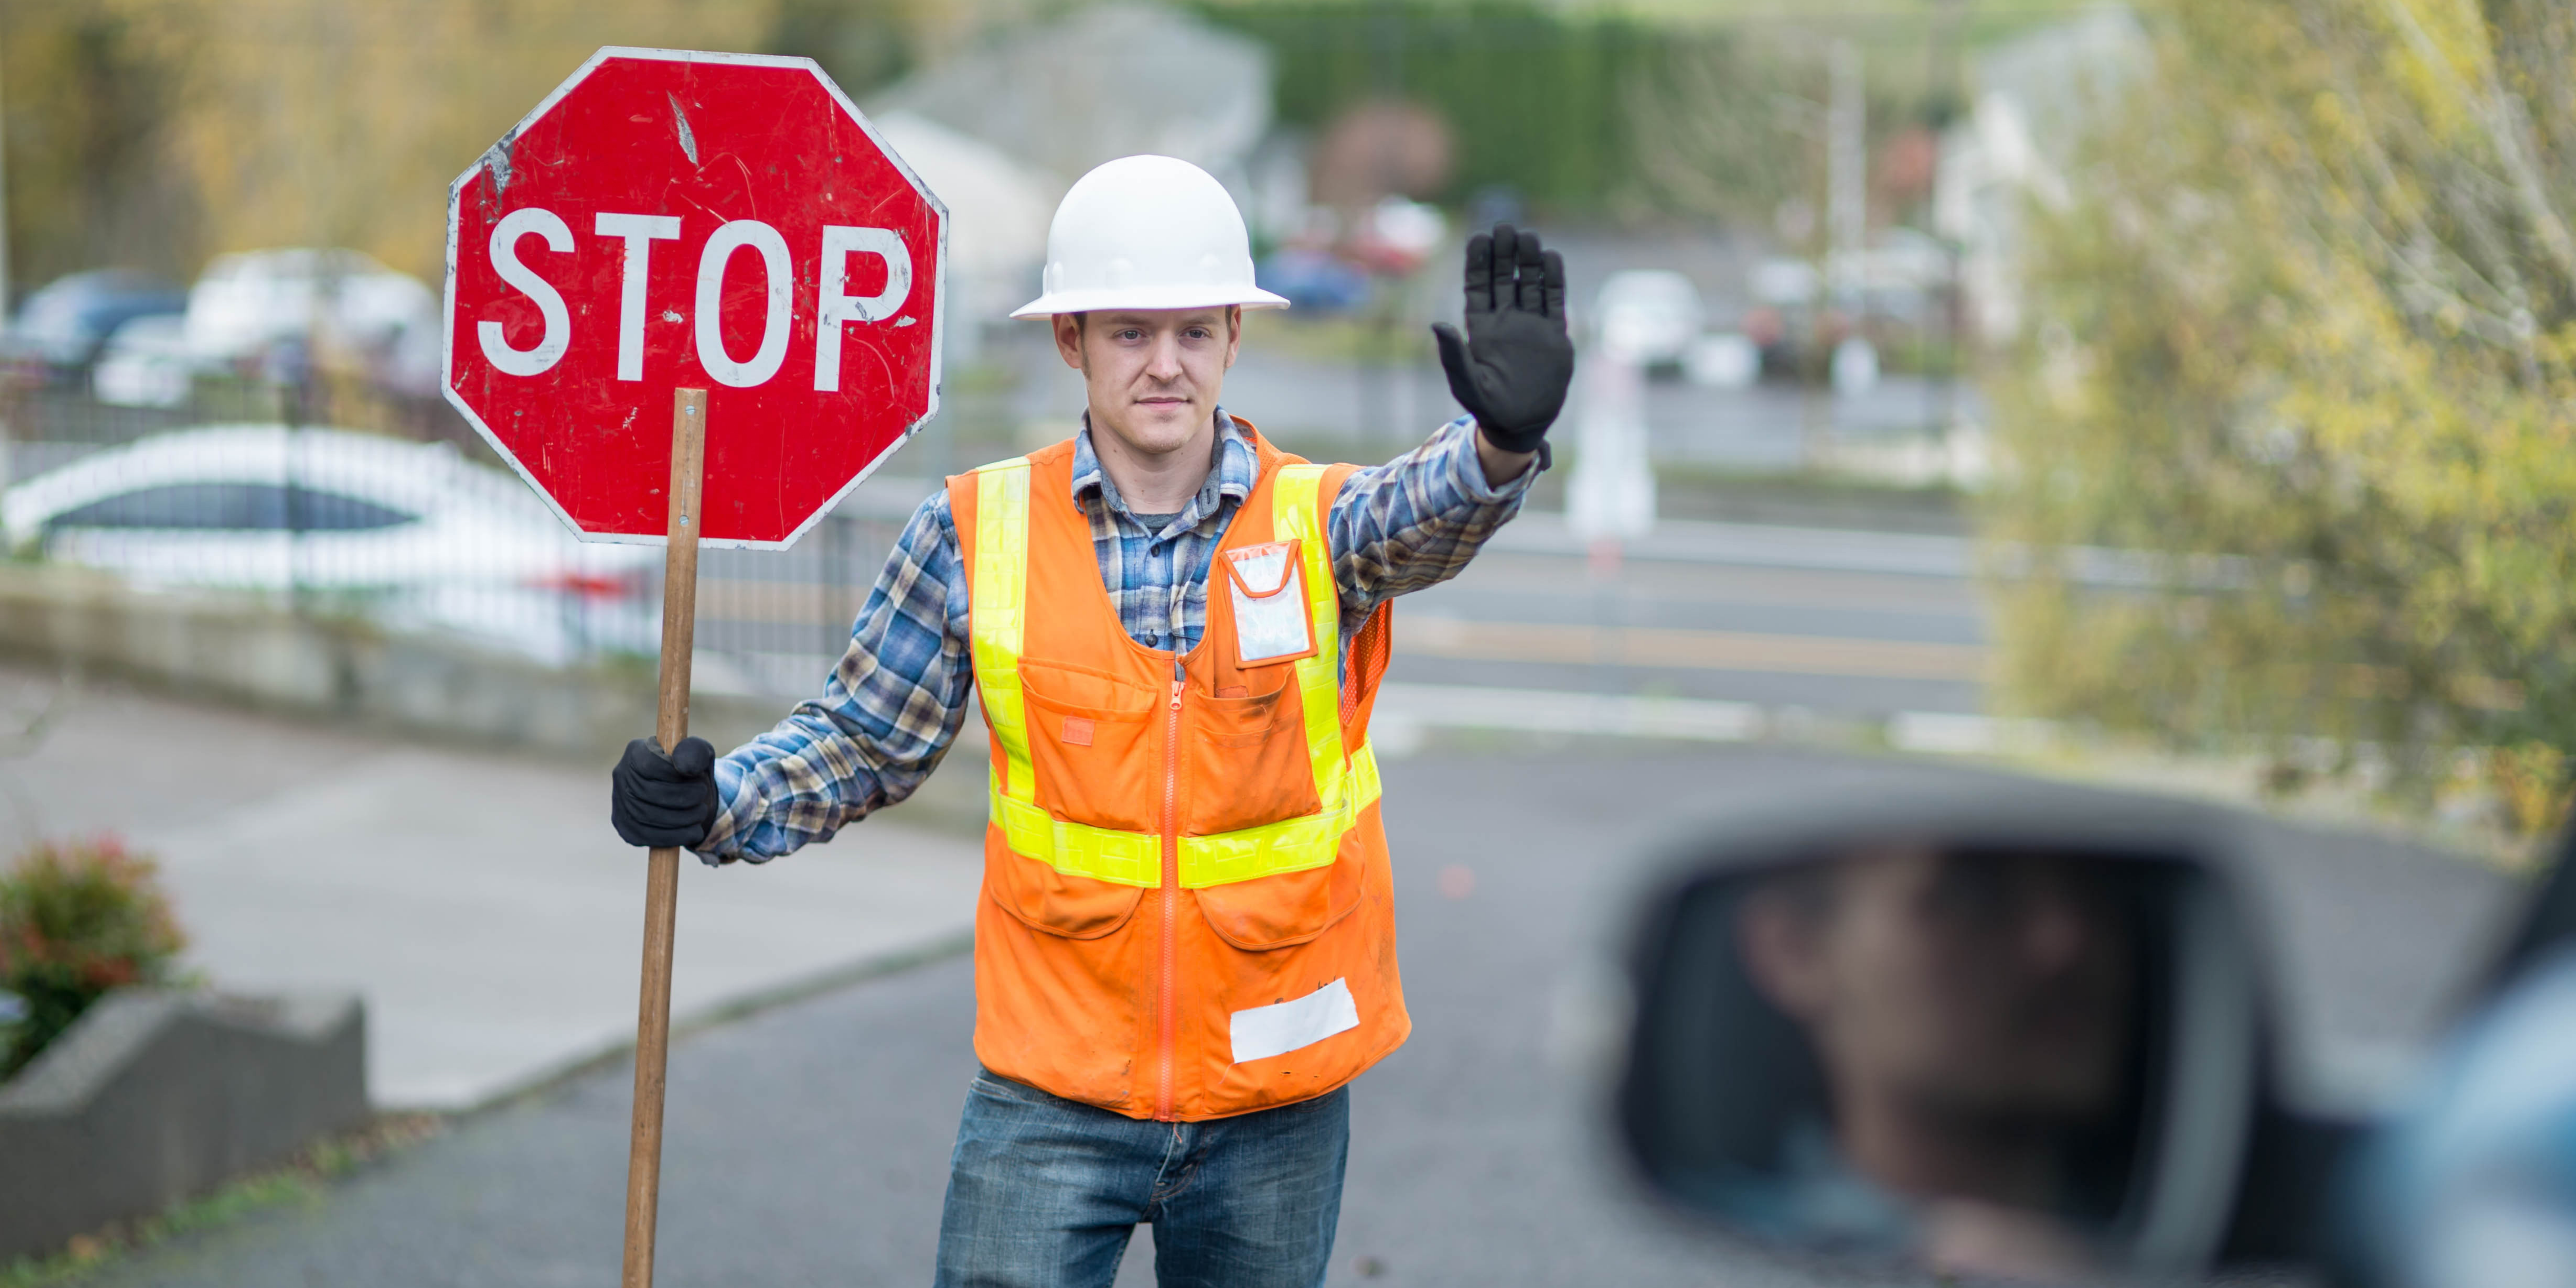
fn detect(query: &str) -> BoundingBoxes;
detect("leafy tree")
[1,0,785,290]
[1985,0,2576,831]
[0,3,201,286]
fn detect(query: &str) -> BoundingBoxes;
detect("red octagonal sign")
[445,47,946,547]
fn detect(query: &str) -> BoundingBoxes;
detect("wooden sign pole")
[621,387,706,1288]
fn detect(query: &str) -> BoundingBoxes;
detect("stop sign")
[443,47,946,547]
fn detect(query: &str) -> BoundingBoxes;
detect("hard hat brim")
[1009,284,1291,319]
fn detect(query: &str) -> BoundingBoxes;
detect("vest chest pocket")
[1018,659,1160,835]
[1183,671,1322,838]
[1222,540,1318,667]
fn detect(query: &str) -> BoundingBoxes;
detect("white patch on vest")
[1230,978,1360,1065]
[1227,544,1311,664]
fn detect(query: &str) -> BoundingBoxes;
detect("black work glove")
[611,736,718,850]
[1430,223,1574,460]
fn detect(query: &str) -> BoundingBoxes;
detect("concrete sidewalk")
[0,665,982,1111]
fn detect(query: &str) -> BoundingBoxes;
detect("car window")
[47,483,416,532]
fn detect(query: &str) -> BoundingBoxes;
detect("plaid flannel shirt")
[700,410,1533,863]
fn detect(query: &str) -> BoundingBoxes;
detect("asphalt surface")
[83,746,2519,1288]
[690,311,1995,708]
[1387,547,1985,719]
[694,480,1992,722]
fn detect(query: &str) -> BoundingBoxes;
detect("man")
[608,154,1573,1287]
[1732,843,2141,1280]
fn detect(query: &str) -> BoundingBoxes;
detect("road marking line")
[1396,616,1988,681]
[1370,683,2046,755]
[1374,682,1764,744]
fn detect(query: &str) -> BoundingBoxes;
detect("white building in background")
[866,112,1057,363]
[864,3,1276,355]
[1936,5,2150,345]
[868,3,1272,202]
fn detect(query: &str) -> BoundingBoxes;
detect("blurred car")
[90,315,199,408]
[1593,269,1706,371]
[1745,259,1822,378]
[1345,196,1448,277]
[1682,333,1760,389]
[1606,779,2576,1288]
[4,269,187,378]
[181,248,441,392]
[1257,247,1372,313]
[1,425,659,665]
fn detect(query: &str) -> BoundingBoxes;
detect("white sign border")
[442,45,952,551]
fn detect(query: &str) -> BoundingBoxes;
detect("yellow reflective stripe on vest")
[1174,463,1359,887]
[1177,749,1380,887]
[968,453,1375,889]
[973,453,1156,888]
[1270,464,1348,806]
[988,771,1161,886]
[970,460,1035,802]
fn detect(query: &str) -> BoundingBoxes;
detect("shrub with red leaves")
[0,836,186,1079]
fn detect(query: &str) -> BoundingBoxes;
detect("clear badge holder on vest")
[1220,539,1317,666]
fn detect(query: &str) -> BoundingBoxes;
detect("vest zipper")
[1157,663,1183,1121]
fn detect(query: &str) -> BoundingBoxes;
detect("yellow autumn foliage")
[2,0,792,287]
[1985,0,2576,828]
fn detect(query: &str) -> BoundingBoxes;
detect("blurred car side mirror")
[1610,786,2274,1284]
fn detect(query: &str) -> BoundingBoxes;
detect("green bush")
[0,836,186,1080]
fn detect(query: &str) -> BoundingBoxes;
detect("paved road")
[696,464,1993,726]
[87,746,2518,1288]
[1388,543,1984,720]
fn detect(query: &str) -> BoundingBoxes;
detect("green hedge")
[1195,1,1683,211]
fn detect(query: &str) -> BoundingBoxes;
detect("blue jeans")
[933,1068,1350,1288]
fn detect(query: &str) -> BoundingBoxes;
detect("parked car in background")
[1682,332,1761,389]
[0,426,659,665]
[1257,247,1372,313]
[1593,269,1706,373]
[182,249,442,394]
[4,270,187,381]
[90,315,199,408]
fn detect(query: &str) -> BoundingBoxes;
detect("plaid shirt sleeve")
[1328,415,1538,632]
[696,489,974,864]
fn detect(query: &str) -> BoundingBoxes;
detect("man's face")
[1053,307,1240,458]
[1741,846,2137,1124]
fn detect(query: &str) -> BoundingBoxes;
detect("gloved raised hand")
[1430,223,1574,457]
[611,735,718,850]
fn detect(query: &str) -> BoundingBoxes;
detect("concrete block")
[0,990,367,1263]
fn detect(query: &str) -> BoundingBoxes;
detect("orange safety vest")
[946,422,1407,1122]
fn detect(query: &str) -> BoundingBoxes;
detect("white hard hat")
[1011,155,1290,318]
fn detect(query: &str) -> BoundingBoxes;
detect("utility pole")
[1361,0,1405,451]
[1806,37,1866,465]
[0,20,12,322]
[1827,38,1865,314]
[1928,0,1970,441]
[0,21,16,496]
